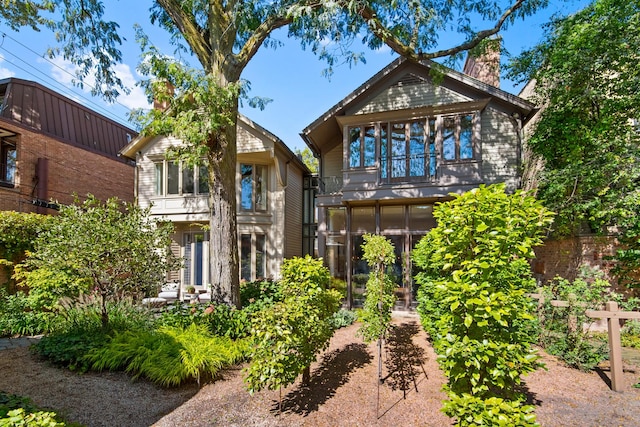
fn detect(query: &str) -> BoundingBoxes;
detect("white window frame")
[154,159,209,196]
[240,232,267,282]
[239,163,268,212]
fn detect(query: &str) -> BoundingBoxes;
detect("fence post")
[606,301,624,392]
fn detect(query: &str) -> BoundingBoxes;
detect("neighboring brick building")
[532,235,619,286]
[0,78,135,213]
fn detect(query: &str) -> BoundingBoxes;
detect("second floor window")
[0,140,16,186]
[240,163,267,212]
[443,114,474,161]
[347,112,478,180]
[155,160,209,196]
[349,125,376,168]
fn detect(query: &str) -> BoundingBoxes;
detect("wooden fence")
[530,294,640,392]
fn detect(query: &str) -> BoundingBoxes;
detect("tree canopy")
[17,196,180,326]
[507,0,640,236]
[2,0,551,306]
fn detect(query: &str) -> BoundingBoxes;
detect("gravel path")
[2,317,640,426]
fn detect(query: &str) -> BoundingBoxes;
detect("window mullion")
[456,116,461,160]
[360,128,365,168]
[405,122,410,177]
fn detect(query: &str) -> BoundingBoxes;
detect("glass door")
[183,232,206,287]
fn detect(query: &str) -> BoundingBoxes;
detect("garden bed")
[1,317,640,426]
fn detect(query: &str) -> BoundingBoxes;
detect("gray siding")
[356,82,469,115]
[284,164,304,259]
[323,144,343,179]
[480,109,520,191]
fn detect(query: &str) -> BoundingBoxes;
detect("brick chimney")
[463,38,501,88]
[153,80,175,111]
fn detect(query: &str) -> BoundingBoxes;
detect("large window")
[240,233,266,281]
[382,119,437,180]
[240,164,268,212]
[443,114,474,161]
[348,125,376,168]
[350,112,477,179]
[155,160,209,196]
[0,139,16,186]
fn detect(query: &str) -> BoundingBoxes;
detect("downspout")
[346,204,352,309]
[512,112,523,189]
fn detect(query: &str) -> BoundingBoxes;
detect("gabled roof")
[0,78,137,161]
[300,56,536,156]
[119,114,309,174]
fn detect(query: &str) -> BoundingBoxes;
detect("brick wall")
[0,120,134,213]
[533,235,620,288]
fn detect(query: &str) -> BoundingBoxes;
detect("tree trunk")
[100,294,109,328]
[302,365,311,385]
[207,87,241,308]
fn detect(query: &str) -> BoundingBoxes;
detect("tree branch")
[359,0,526,61]
[156,0,212,69]
[233,14,293,75]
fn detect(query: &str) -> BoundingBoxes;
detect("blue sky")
[0,0,590,152]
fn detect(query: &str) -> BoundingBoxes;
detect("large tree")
[507,0,640,282]
[2,0,548,307]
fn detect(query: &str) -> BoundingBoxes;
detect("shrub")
[84,323,248,386]
[0,290,57,337]
[240,279,282,307]
[33,300,154,371]
[0,211,54,292]
[245,256,341,394]
[357,234,397,344]
[157,303,251,339]
[0,408,65,427]
[329,309,357,329]
[0,392,68,427]
[622,320,640,349]
[442,394,538,427]
[412,184,553,425]
[536,268,633,371]
[198,304,251,339]
[329,277,348,299]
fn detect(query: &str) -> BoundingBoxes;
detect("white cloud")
[39,55,150,110]
[43,56,76,86]
[0,54,16,79]
[112,63,150,110]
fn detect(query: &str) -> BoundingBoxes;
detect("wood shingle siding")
[480,109,521,191]
[356,80,470,115]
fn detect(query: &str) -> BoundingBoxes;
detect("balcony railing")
[380,153,436,183]
[318,153,440,195]
[318,176,343,195]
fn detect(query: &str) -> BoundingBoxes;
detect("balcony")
[318,176,344,195]
[379,153,436,184]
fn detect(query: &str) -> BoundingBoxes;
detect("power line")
[0,31,138,113]
[0,31,141,127]
[0,48,127,126]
